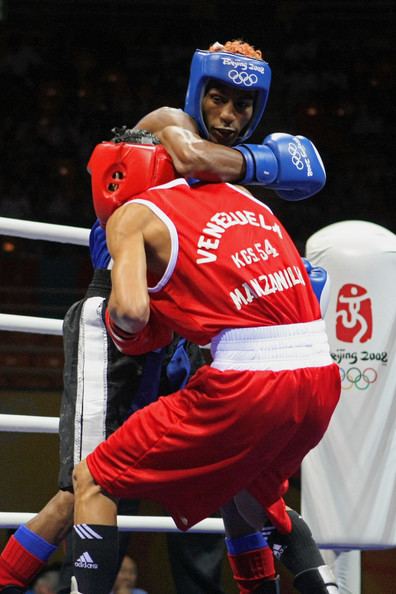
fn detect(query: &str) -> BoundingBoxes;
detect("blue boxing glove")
[302,258,331,317]
[89,219,111,270]
[234,133,326,200]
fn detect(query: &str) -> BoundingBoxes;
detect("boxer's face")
[202,83,255,146]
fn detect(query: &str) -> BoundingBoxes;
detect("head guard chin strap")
[184,49,272,144]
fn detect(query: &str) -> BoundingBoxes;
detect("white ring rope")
[0,216,89,245]
[1,218,222,534]
[0,414,59,433]
[0,313,63,335]
[0,513,224,533]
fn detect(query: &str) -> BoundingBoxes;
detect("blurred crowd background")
[0,0,395,312]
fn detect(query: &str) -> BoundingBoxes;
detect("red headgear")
[87,141,177,227]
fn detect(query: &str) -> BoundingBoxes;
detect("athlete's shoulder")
[135,107,198,134]
[145,106,183,119]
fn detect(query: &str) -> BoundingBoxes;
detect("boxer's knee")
[73,460,117,525]
[73,460,99,503]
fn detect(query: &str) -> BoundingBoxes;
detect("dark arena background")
[0,1,395,593]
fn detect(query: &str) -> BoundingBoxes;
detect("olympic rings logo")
[340,367,378,390]
[228,70,258,86]
[288,142,304,170]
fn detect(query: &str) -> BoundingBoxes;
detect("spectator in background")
[110,555,148,594]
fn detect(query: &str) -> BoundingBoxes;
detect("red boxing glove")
[105,307,173,355]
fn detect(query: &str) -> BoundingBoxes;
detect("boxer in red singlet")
[70,139,340,594]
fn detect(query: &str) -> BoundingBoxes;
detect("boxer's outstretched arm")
[157,125,244,182]
[135,107,245,182]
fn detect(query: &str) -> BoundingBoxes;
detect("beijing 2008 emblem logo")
[335,284,372,343]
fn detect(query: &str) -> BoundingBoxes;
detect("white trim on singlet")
[211,319,333,371]
[147,177,190,191]
[124,198,179,292]
[225,183,274,214]
[74,296,108,463]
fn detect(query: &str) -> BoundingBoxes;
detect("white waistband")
[210,320,333,371]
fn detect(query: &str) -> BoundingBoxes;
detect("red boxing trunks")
[87,323,340,533]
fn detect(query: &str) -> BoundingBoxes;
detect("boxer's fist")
[234,133,326,200]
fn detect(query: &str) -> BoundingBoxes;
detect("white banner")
[301,220,396,549]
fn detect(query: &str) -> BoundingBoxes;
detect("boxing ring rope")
[0,513,223,534]
[0,216,224,535]
[0,216,90,245]
[0,313,63,335]
[0,414,59,433]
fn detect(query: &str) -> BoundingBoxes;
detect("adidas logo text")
[74,552,98,569]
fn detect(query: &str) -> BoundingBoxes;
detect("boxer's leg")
[221,499,280,594]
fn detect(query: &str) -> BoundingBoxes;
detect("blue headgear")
[184,49,271,144]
